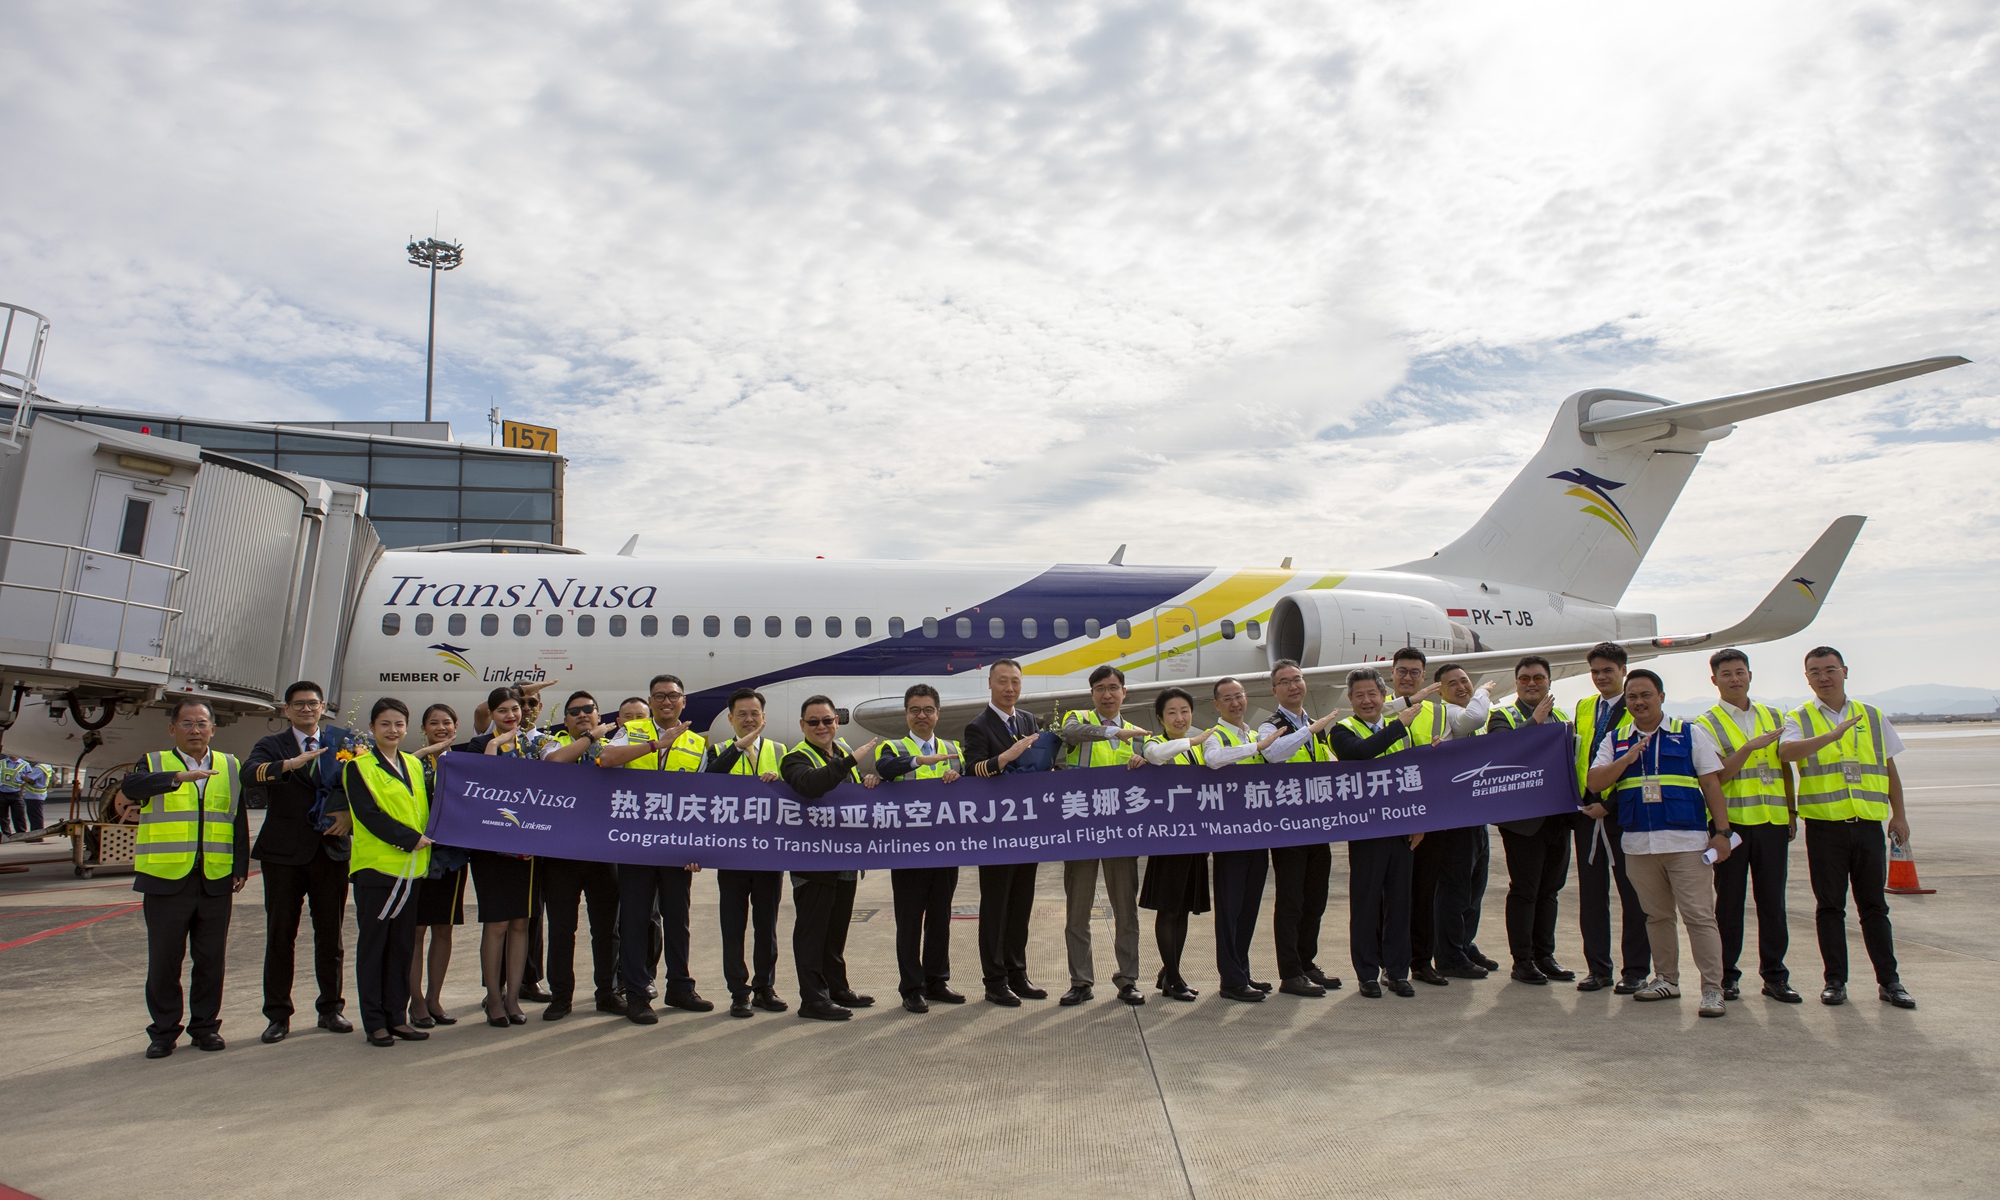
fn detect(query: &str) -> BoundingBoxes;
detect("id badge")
[1642,777,1663,803]
[1842,762,1862,785]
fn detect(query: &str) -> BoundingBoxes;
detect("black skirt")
[413,864,468,926]
[1139,854,1211,914]
[469,852,534,923]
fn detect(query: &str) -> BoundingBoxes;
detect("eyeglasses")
[651,691,686,702]
[288,698,324,708]
[566,705,596,717]
[803,717,839,728]
[905,706,938,717]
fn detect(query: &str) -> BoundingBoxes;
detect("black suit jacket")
[243,726,352,866]
[963,706,1040,779]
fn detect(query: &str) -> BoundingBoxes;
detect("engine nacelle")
[1268,590,1474,670]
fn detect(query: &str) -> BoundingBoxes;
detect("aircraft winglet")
[1648,516,1865,650]
[1580,357,1970,435]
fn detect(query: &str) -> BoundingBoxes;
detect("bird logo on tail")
[1549,469,1638,550]
[1792,576,1817,601]
[429,643,476,674]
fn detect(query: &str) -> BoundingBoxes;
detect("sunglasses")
[803,717,839,728]
[566,705,597,717]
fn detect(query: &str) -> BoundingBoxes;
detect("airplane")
[1,353,1969,766]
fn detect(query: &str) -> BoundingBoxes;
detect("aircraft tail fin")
[1386,356,1965,605]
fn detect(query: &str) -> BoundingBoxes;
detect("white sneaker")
[1631,975,1681,1002]
[1698,987,1726,1017]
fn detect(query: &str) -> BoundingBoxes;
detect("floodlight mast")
[406,237,464,423]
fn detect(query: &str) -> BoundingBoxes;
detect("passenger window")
[922,617,938,639]
[1022,617,1038,638]
[381,613,401,635]
[766,616,782,638]
[641,615,659,636]
[856,616,871,637]
[1084,619,1100,639]
[826,616,841,638]
[513,614,531,636]
[414,613,433,636]
[1116,619,1131,640]
[577,615,595,637]
[481,614,498,636]
[796,616,812,638]
[1053,618,1069,638]
[988,617,1004,638]
[609,615,627,637]
[448,613,466,636]
[735,616,751,637]
[1246,618,1261,640]
[545,615,563,637]
[672,615,689,636]
[956,617,972,638]
[704,615,720,637]
[1220,619,1236,640]
[880,617,897,637]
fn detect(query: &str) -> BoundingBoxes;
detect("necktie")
[304,735,319,754]
[921,740,934,757]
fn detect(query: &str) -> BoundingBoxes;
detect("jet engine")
[1267,590,1475,670]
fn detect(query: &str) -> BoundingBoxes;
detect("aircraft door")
[1152,605,1199,681]
[65,473,186,656]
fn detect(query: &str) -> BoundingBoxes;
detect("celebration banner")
[428,723,1578,870]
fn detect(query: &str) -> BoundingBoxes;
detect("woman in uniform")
[466,688,552,1026]
[1135,687,1211,1002]
[406,703,466,1028]
[341,697,434,1047]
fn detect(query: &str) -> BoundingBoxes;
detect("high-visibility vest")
[1336,716,1406,759]
[1608,719,1707,833]
[1402,698,1448,746]
[620,718,707,772]
[1486,701,1572,733]
[134,749,240,882]
[1268,712,1334,763]
[715,737,786,776]
[1063,710,1143,768]
[1208,723,1263,765]
[1698,702,1791,826]
[1572,695,1631,797]
[792,738,861,782]
[1154,736,1204,767]
[346,751,432,878]
[21,764,49,801]
[1792,701,1891,822]
[878,735,962,780]
[0,759,22,791]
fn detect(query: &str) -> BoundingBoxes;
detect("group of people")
[0,752,54,840]
[122,639,1918,1059]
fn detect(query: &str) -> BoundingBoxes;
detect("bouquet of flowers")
[312,696,374,833]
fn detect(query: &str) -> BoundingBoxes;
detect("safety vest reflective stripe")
[885,737,960,780]
[620,720,707,772]
[134,749,238,881]
[1488,702,1572,732]
[1609,720,1704,798]
[719,739,786,775]
[347,751,432,878]
[1609,719,1708,833]
[1404,700,1447,747]
[1793,701,1890,822]
[1336,716,1401,758]
[1209,725,1263,765]
[1063,711,1140,768]
[0,761,21,789]
[795,739,861,782]
[1699,703,1791,825]
[1572,696,1629,795]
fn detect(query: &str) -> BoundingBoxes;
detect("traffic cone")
[1887,835,1936,895]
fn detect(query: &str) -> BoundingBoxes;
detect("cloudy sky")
[5,0,1995,702]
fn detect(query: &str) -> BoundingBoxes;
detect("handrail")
[0,532,187,668]
[0,532,192,577]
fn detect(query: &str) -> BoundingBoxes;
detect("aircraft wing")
[851,518,1865,736]
[1579,356,1969,436]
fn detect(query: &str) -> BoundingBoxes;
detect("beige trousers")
[1063,857,1141,988]
[1625,850,1724,990]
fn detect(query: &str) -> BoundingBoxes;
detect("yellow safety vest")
[1402,698,1448,747]
[347,751,432,878]
[1267,712,1334,763]
[716,737,787,775]
[620,717,707,772]
[134,749,240,881]
[1337,715,1410,759]
[1572,695,1631,797]
[1063,710,1143,768]
[1208,724,1263,765]
[1486,701,1572,733]
[1152,736,1204,767]
[793,738,862,782]
[1792,701,1891,822]
[1698,702,1792,826]
[878,735,962,780]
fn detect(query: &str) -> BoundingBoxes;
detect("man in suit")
[871,683,967,1014]
[1485,655,1576,984]
[1329,668,1430,998]
[241,680,354,1043]
[779,696,883,1021]
[703,688,791,1019]
[962,659,1050,1006]
[1258,660,1347,999]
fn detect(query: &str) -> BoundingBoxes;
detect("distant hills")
[1663,684,2000,720]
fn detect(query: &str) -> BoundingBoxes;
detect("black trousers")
[352,879,421,1034]
[1805,818,1899,986]
[617,864,694,998]
[1464,826,1491,949]
[1211,849,1267,989]
[1714,821,1792,987]
[791,872,856,1006]
[1348,835,1413,982]
[1270,842,1331,980]
[719,869,784,998]
[1574,811,1651,981]
[143,884,232,1040]
[977,862,1037,985]
[542,859,620,1004]
[891,866,957,995]
[1500,821,1571,964]
[260,852,349,1021]
[522,881,545,987]
[1410,827,1478,970]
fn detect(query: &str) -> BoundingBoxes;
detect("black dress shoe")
[1613,975,1646,995]
[1575,974,1613,992]
[1304,967,1343,990]
[1358,980,1383,999]
[1534,957,1576,982]
[1820,983,1847,1005]
[411,1015,436,1030]
[985,986,1022,1007]
[261,1021,289,1045]
[902,993,929,1014]
[486,1010,512,1028]
[829,990,875,1009]
[1879,983,1916,1009]
[799,999,852,1021]
[627,1004,659,1025]
[389,1025,429,1041]
[730,997,755,1018]
[145,1038,174,1059]
[1279,976,1326,998]
[1440,964,1489,980]
[1251,979,1274,993]
[1467,947,1502,972]
[924,983,966,1004]
[426,1004,458,1026]
[1008,976,1048,1000]
[507,1012,527,1025]
[1163,982,1198,1002]
[1385,978,1415,998]
[1118,983,1146,1006]
[1762,982,1803,1004]
[1060,985,1094,1006]
[1510,962,1549,985]
[663,989,715,1013]
[752,988,789,1013]
[517,984,554,1003]
[1721,983,1741,1001]
[367,1030,396,1048]
[318,1012,354,1034]
[1411,965,1450,987]
[595,995,627,1016]
[543,1000,572,1021]
[1219,985,1266,1002]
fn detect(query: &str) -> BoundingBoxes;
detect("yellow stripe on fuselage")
[1022,569,1346,675]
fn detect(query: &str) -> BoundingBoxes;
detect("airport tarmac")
[1,729,1994,1199]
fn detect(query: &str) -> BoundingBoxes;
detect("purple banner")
[428,723,1578,870]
